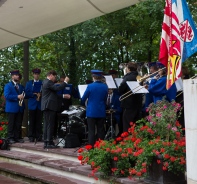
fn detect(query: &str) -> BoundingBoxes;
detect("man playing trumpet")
[25,68,43,142]
[4,70,25,144]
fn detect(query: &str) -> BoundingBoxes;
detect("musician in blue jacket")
[81,70,108,146]
[142,62,158,116]
[108,69,123,136]
[25,68,42,142]
[4,70,25,144]
[148,62,177,103]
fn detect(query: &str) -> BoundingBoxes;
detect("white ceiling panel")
[0,0,140,49]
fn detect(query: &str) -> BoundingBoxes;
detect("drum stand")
[105,109,116,140]
[55,116,69,147]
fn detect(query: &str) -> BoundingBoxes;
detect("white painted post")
[184,79,197,184]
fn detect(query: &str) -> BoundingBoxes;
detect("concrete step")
[0,141,144,184]
[0,161,89,184]
[0,174,29,184]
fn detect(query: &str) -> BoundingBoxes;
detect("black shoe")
[8,139,15,144]
[45,144,59,149]
[15,139,24,143]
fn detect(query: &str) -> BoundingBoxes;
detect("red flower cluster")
[77,100,186,181]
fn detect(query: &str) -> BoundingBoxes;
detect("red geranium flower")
[85,145,92,150]
[78,155,83,161]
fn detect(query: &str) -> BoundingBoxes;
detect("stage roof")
[0,0,140,50]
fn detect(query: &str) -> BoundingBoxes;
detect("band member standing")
[106,88,122,136]
[4,70,25,144]
[41,70,69,149]
[142,62,158,116]
[148,62,177,103]
[81,70,108,147]
[119,62,143,132]
[25,68,43,142]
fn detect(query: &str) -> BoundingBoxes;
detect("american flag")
[159,0,197,89]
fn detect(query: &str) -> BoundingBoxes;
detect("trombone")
[119,85,144,101]
[119,67,166,101]
[19,91,25,106]
[137,67,166,83]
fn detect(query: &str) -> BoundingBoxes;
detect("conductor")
[41,70,70,149]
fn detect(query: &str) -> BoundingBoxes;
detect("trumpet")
[19,91,25,106]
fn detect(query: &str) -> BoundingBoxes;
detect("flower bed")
[78,99,186,183]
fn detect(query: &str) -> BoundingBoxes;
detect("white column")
[184,79,197,184]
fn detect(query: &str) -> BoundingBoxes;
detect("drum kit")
[58,105,117,147]
[58,105,87,146]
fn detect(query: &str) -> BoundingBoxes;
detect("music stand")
[105,109,116,140]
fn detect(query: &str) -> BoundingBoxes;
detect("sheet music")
[114,78,123,87]
[78,84,88,98]
[126,81,149,93]
[104,75,117,89]
[175,78,183,91]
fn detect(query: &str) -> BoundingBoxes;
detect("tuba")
[119,63,128,75]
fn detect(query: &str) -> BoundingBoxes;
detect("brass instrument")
[119,63,128,70]
[119,85,142,101]
[137,67,166,83]
[119,62,151,79]
[119,63,128,75]
[119,67,166,101]
[19,91,25,106]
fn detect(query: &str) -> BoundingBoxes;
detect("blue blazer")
[82,81,108,118]
[25,80,42,110]
[148,76,177,103]
[109,91,122,124]
[4,82,25,113]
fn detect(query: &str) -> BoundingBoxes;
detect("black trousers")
[87,117,105,147]
[7,112,23,140]
[43,110,56,143]
[28,109,42,139]
[122,108,141,132]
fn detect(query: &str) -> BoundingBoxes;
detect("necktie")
[107,94,111,106]
[15,84,19,93]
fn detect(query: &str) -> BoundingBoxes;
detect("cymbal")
[69,105,86,110]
